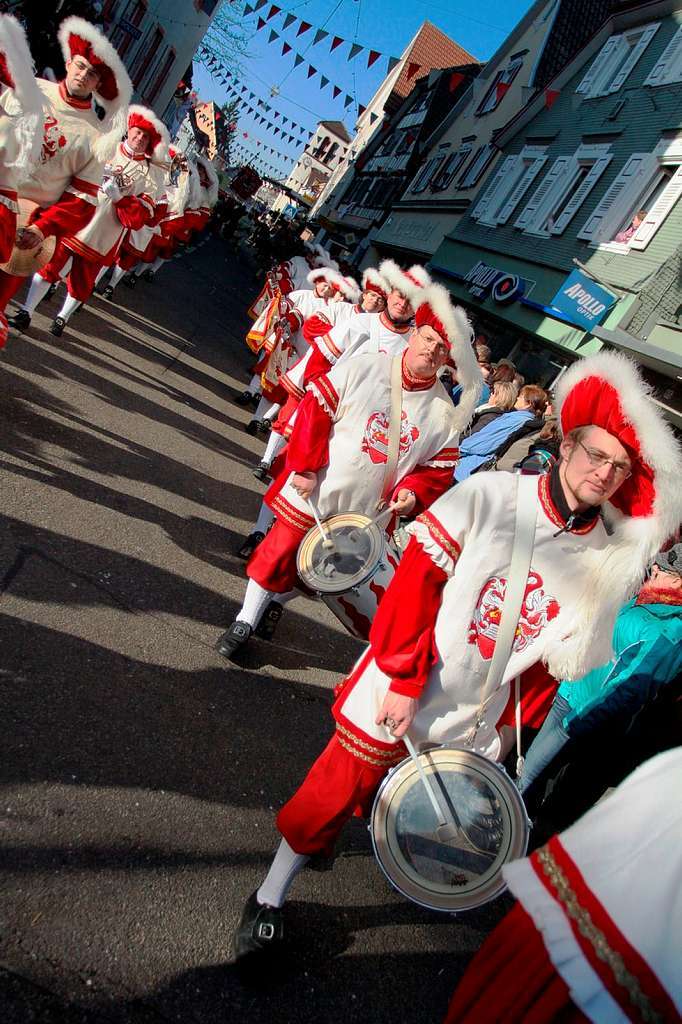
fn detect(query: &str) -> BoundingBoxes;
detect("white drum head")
[297,512,385,595]
[371,747,529,912]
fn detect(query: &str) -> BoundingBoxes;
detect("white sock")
[257,838,309,908]
[151,257,165,273]
[253,396,274,420]
[21,274,52,314]
[262,430,287,466]
[237,578,275,629]
[247,374,260,394]
[253,503,274,535]
[134,262,146,277]
[95,266,108,285]
[262,401,281,422]
[56,294,81,323]
[109,265,126,289]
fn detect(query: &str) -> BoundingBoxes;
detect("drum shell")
[0,198,57,276]
[322,542,400,640]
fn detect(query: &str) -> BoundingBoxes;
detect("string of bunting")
[243,1,401,75]
[222,81,314,150]
[235,125,296,166]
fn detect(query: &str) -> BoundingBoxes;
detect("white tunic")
[271,352,459,531]
[126,161,167,256]
[336,472,611,761]
[284,287,335,361]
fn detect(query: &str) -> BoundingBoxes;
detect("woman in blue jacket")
[518,543,682,795]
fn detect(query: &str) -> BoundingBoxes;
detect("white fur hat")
[307,266,342,288]
[362,267,390,298]
[127,104,169,159]
[194,152,220,207]
[0,14,44,173]
[379,259,432,303]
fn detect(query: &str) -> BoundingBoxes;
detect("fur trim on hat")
[127,104,169,159]
[362,267,390,297]
[415,283,482,435]
[307,267,337,287]
[0,14,44,173]
[406,264,432,288]
[379,258,429,304]
[58,16,132,159]
[312,254,339,270]
[336,274,361,302]
[194,152,220,207]
[539,350,682,681]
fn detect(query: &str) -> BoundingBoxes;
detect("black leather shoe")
[233,891,284,961]
[142,269,154,283]
[122,274,137,289]
[254,600,283,641]
[102,285,114,300]
[236,531,264,560]
[49,316,65,337]
[258,419,272,436]
[234,389,255,406]
[215,620,251,659]
[248,391,262,410]
[8,309,31,331]
[245,418,261,436]
[253,461,270,481]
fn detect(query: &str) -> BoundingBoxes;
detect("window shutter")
[551,154,613,234]
[644,24,682,85]
[608,23,660,93]
[514,156,573,230]
[629,164,682,249]
[496,155,548,224]
[576,36,623,95]
[577,153,657,240]
[470,154,518,220]
[460,143,496,188]
[408,159,434,193]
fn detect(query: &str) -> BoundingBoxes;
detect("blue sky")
[194,0,536,177]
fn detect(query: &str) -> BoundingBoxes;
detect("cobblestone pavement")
[0,239,507,1024]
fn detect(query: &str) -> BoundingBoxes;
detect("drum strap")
[379,354,404,508]
[465,473,538,775]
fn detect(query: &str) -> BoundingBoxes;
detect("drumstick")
[403,734,459,843]
[307,497,334,550]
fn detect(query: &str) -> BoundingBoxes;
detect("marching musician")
[231,350,682,961]
[216,283,480,662]
[5,16,132,335]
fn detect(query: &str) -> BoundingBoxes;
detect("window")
[396,130,417,157]
[312,137,330,159]
[144,46,175,104]
[407,156,445,194]
[476,58,523,115]
[471,147,548,224]
[578,139,682,250]
[576,23,659,98]
[130,25,163,89]
[645,24,682,86]
[323,142,339,165]
[110,0,147,59]
[515,146,612,236]
[430,144,472,192]
[379,134,400,157]
[458,144,497,188]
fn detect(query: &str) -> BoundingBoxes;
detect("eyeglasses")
[577,441,632,479]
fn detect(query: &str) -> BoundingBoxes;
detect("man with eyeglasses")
[230,350,682,961]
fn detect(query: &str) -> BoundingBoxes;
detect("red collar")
[538,473,600,535]
[59,80,93,110]
[120,141,147,161]
[401,351,436,392]
[353,304,362,313]
[380,310,411,335]
[635,582,682,607]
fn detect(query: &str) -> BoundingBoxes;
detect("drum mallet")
[307,497,335,550]
[403,734,460,844]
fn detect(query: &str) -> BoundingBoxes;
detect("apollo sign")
[463,261,525,304]
[551,269,617,330]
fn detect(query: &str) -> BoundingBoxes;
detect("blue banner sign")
[550,269,617,330]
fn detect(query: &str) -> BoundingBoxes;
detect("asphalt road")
[0,239,508,1024]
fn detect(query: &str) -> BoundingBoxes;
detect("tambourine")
[0,198,56,276]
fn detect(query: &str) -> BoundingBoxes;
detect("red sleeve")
[393,465,453,516]
[302,342,333,386]
[31,193,95,239]
[302,313,332,345]
[286,390,332,474]
[150,200,168,227]
[114,195,154,231]
[286,308,304,332]
[370,537,447,698]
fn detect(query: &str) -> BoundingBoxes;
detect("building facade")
[429,0,682,424]
[271,120,352,213]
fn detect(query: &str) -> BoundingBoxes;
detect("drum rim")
[297,510,386,595]
[370,746,529,913]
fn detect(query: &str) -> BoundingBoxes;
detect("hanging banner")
[550,269,617,330]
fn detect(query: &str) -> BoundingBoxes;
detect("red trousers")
[277,733,391,856]
[247,518,304,593]
[117,245,140,271]
[0,202,16,264]
[0,269,23,313]
[444,901,588,1024]
[41,246,102,302]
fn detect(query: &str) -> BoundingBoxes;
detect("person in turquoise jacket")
[518,542,682,795]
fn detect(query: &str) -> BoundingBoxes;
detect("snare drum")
[371,746,529,913]
[0,198,56,276]
[296,511,400,640]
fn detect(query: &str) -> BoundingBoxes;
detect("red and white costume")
[275,349,682,859]
[247,248,337,321]
[1,16,131,316]
[185,153,219,236]
[115,157,169,273]
[446,748,682,1022]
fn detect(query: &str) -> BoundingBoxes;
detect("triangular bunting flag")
[358,104,366,116]
[313,29,328,45]
[256,16,266,31]
[344,94,353,108]
[307,65,316,79]
[332,85,341,100]
[249,91,255,99]
[330,35,343,52]
[268,29,279,43]
[320,75,329,89]
[369,112,378,123]
[496,81,511,102]
[545,88,560,109]
[294,53,304,68]
[243,3,254,14]
[449,71,465,92]
[282,116,288,125]
[266,4,280,20]
[406,61,420,80]
[367,50,380,69]
[348,43,362,61]
[297,20,311,37]
[254,1,267,11]
[283,13,296,29]
[282,40,291,56]
[273,127,280,135]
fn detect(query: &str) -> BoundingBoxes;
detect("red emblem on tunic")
[362,410,419,465]
[468,571,560,660]
[41,117,68,163]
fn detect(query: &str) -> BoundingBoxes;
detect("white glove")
[101,177,123,203]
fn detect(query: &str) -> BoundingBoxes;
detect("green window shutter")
[630,164,682,249]
[551,154,613,234]
[514,156,573,230]
[577,153,657,241]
